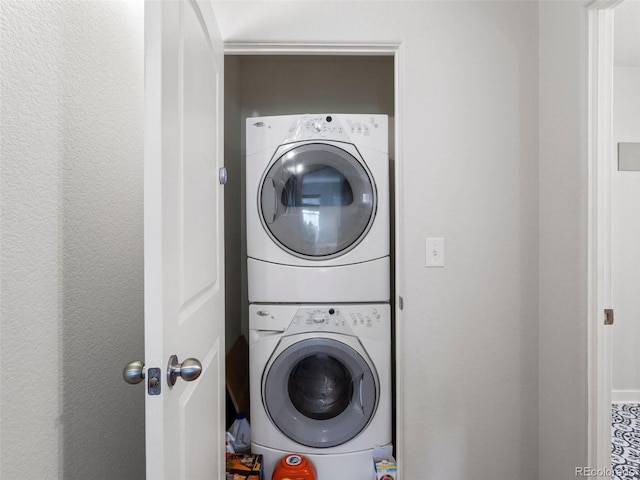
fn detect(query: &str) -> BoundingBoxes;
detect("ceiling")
[615,1,640,67]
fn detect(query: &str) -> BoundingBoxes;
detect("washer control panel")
[302,307,346,328]
[249,303,390,341]
[286,305,389,340]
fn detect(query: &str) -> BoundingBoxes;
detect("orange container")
[271,454,316,480]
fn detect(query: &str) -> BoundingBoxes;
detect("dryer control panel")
[245,114,388,156]
[283,115,385,144]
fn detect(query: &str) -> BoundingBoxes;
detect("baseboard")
[612,389,640,403]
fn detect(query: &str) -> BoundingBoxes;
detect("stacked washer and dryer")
[246,114,392,480]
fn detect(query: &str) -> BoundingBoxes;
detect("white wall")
[538,2,589,478]
[612,66,640,401]
[0,1,145,478]
[214,2,540,478]
[1,2,64,476]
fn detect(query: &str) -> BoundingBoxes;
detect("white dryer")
[249,303,392,480]
[246,114,389,303]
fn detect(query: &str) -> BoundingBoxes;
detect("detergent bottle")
[227,413,251,452]
[271,454,316,480]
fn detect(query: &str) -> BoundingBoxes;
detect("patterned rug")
[612,403,640,480]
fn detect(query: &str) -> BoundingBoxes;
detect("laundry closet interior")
[223,53,397,478]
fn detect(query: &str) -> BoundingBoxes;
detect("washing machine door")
[259,142,376,259]
[263,336,378,448]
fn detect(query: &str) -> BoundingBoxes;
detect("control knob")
[309,312,326,326]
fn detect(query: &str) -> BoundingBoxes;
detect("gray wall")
[612,65,640,398]
[611,0,640,403]
[224,55,244,352]
[538,1,589,478]
[1,1,145,478]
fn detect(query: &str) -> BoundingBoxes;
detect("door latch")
[147,368,161,395]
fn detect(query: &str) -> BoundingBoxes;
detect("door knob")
[123,360,145,385]
[167,355,202,387]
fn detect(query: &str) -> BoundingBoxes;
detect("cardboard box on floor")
[226,453,263,480]
[226,335,250,421]
[373,445,397,480]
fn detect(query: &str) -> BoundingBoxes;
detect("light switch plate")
[619,142,640,171]
[426,237,445,267]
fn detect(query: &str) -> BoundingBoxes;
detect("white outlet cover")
[426,237,445,267]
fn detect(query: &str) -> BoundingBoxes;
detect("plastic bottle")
[227,413,251,452]
[225,431,235,455]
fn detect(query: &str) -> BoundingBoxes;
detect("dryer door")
[259,143,376,259]
[263,337,378,448]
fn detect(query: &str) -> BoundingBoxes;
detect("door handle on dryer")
[262,178,283,224]
[357,375,365,415]
[272,179,279,223]
[271,178,285,222]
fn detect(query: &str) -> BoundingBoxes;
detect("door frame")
[587,0,622,472]
[223,42,405,475]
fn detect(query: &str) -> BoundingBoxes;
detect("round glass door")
[259,143,376,259]
[263,337,378,448]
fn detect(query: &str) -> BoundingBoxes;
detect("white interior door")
[144,0,225,478]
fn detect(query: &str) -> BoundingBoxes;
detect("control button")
[329,308,335,315]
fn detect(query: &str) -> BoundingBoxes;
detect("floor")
[612,403,640,480]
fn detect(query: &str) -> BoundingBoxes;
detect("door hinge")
[604,308,614,326]
[219,167,228,185]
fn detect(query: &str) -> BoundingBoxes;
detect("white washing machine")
[249,303,392,480]
[246,113,390,303]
